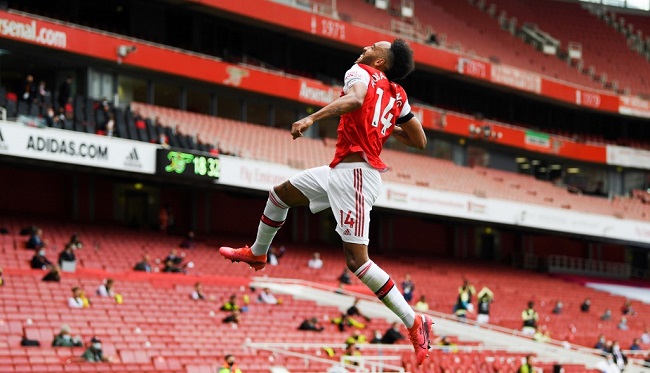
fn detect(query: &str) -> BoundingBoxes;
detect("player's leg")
[219,166,328,271]
[330,164,433,365]
[249,180,309,255]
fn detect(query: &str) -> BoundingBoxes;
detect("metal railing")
[547,255,631,278]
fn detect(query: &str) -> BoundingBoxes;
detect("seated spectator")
[133,255,152,272]
[52,324,83,347]
[162,259,184,273]
[595,334,607,350]
[414,295,429,312]
[31,249,52,270]
[257,288,279,304]
[96,279,115,297]
[191,282,206,300]
[58,245,76,266]
[380,322,404,344]
[345,329,367,346]
[267,246,282,266]
[221,295,239,311]
[332,313,365,332]
[552,300,563,315]
[222,310,241,325]
[347,298,370,322]
[165,249,183,266]
[601,308,612,321]
[435,335,458,353]
[533,326,551,343]
[621,300,636,316]
[308,252,323,269]
[179,231,195,249]
[298,317,324,332]
[68,286,90,308]
[338,268,352,285]
[0,266,4,286]
[641,328,650,344]
[26,228,45,250]
[370,330,383,344]
[581,298,591,312]
[218,355,242,373]
[81,337,110,362]
[67,233,83,249]
[42,266,61,282]
[517,354,535,373]
[343,343,361,366]
[618,317,628,331]
[630,338,642,351]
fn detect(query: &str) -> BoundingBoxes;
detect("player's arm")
[291,83,367,139]
[392,115,427,150]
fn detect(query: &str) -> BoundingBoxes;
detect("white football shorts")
[289,162,381,245]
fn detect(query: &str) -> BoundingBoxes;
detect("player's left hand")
[291,117,313,139]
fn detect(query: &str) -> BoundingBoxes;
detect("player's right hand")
[291,117,313,139]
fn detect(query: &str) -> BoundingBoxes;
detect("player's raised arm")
[392,116,427,150]
[291,83,368,139]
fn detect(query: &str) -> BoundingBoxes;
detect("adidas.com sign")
[123,148,142,169]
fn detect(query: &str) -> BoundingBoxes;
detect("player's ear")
[374,57,386,68]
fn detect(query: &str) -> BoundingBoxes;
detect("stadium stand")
[483,0,650,95]
[0,220,645,372]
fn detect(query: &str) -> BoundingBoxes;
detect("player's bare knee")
[343,243,369,272]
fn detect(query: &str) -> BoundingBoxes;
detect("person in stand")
[58,245,76,266]
[81,337,110,362]
[26,228,46,250]
[308,252,323,269]
[347,298,371,322]
[380,322,405,344]
[133,255,152,272]
[401,273,415,304]
[218,39,432,366]
[476,286,494,324]
[191,282,206,300]
[42,266,61,282]
[521,301,538,336]
[298,317,324,332]
[517,354,535,373]
[414,295,429,312]
[52,324,83,347]
[31,249,53,270]
[580,298,591,312]
[218,354,242,373]
[96,279,115,297]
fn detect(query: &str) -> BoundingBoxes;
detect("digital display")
[156,148,220,181]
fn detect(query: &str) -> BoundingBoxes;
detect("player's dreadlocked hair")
[385,39,415,81]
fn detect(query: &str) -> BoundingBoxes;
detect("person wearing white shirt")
[258,288,278,304]
[68,287,85,308]
[96,279,115,297]
[308,252,323,269]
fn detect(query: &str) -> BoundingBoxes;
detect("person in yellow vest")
[218,354,242,373]
[0,266,4,287]
[521,301,538,336]
[517,354,535,373]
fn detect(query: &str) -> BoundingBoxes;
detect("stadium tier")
[1,222,648,355]
[130,102,649,222]
[0,228,638,372]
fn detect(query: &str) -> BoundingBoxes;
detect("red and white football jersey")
[329,63,411,172]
